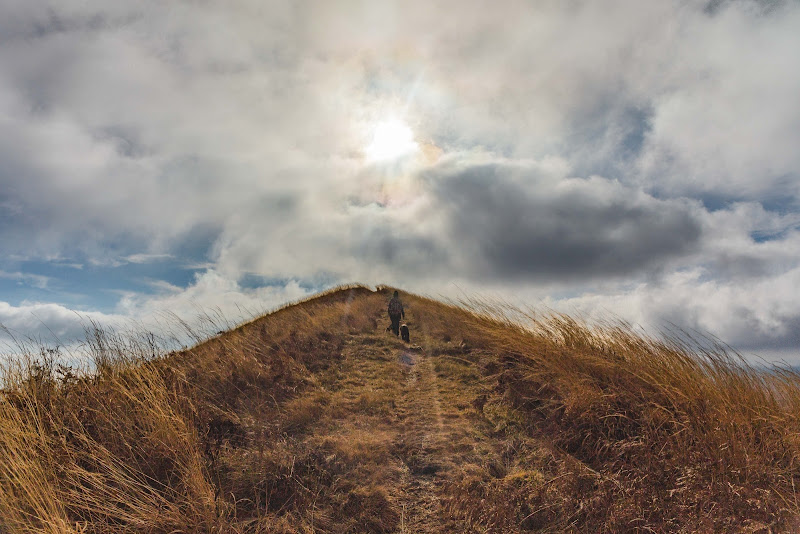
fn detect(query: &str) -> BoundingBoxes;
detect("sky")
[2,0,800,363]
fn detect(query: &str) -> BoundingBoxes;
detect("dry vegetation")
[1,285,799,532]
[422,299,800,533]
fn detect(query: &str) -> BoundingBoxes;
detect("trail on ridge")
[311,299,499,533]
[266,294,500,533]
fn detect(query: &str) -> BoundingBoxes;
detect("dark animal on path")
[400,324,410,343]
[472,394,488,413]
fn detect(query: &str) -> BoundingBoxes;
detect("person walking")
[387,290,405,337]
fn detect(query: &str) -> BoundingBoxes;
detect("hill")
[2,285,800,532]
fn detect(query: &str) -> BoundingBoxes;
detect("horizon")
[2,1,800,364]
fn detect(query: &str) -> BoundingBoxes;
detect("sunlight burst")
[364,117,419,162]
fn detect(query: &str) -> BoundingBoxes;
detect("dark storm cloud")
[424,159,702,281]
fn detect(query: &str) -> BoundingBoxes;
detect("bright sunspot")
[364,117,419,162]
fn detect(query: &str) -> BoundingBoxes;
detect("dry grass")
[413,296,800,532]
[0,284,384,532]
[1,285,799,532]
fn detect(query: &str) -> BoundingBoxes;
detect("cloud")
[122,253,173,265]
[423,156,703,281]
[115,269,311,333]
[209,151,707,284]
[0,271,310,358]
[636,1,800,200]
[0,270,50,289]
[3,0,799,257]
[551,264,800,361]
[0,301,123,347]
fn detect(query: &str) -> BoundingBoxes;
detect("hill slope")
[2,286,800,532]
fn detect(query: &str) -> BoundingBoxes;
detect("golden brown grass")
[411,296,800,532]
[0,284,384,532]
[1,285,799,532]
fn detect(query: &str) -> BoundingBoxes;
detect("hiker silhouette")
[387,290,404,337]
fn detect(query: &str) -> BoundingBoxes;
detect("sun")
[364,117,419,162]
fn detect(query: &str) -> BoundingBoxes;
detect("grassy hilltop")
[1,285,800,532]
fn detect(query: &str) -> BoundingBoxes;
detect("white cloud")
[0,271,310,363]
[122,253,173,264]
[0,271,50,289]
[115,270,311,334]
[637,2,800,198]
[0,301,123,347]
[549,264,800,362]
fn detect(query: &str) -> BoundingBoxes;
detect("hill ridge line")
[1,286,798,531]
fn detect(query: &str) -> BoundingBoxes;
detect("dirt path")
[382,329,494,532]
[288,301,498,532]
[393,349,449,532]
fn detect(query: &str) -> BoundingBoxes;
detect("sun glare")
[364,117,419,162]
